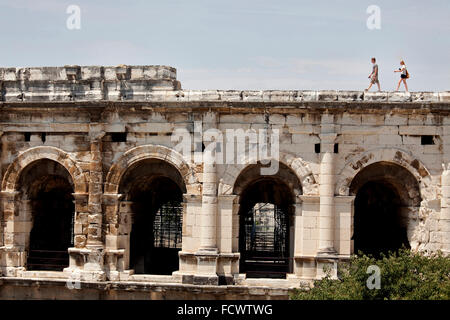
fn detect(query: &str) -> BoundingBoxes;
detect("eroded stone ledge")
[0,65,448,103]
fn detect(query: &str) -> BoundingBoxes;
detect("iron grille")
[241,202,290,278]
[153,200,183,249]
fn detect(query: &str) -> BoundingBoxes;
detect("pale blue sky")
[0,0,449,91]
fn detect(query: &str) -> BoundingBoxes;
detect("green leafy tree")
[291,249,450,300]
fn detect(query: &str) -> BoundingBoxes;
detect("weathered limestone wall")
[0,65,180,102]
[0,66,449,298]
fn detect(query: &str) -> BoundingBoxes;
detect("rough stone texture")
[0,65,449,299]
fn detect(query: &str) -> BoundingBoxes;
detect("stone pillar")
[0,191,27,277]
[103,193,128,280]
[176,194,202,283]
[295,195,320,279]
[316,114,338,279]
[292,198,303,275]
[65,192,88,275]
[441,168,450,256]
[217,194,240,282]
[334,196,355,257]
[85,126,106,276]
[441,122,450,255]
[72,193,89,248]
[318,121,337,255]
[64,126,106,281]
[87,128,105,248]
[0,132,4,276]
[200,151,218,250]
[194,112,219,285]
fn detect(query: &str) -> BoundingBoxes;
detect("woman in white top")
[394,60,409,92]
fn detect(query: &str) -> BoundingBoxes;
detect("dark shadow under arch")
[19,159,75,271]
[350,162,420,257]
[120,159,185,275]
[234,163,301,278]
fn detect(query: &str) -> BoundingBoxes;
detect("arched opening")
[350,162,420,257]
[120,159,186,275]
[234,163,301,278]
[19,159,75,271]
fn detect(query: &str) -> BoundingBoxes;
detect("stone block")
[363,91,387,102]
[399,126,437,135]
[388,92,412,102]
[439,92,450,102]
[378,134,402,145]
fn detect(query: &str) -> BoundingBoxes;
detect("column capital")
[183,193,202,203]
[319,132,338,144]
[334,195,356,204]
[298,195,320,204]
[217,194,239,202]
[88,124,105,141]
[202,111,218,124]
[72,192,89,199]
[0,191,21,200]
[102,193,124,201]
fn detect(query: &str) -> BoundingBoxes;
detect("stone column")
[66,125,106,280]
[200,150,218,251]
[87,128,105,248]
[441,124,450,255]
[318,114,337,256]
[194,112,219,285]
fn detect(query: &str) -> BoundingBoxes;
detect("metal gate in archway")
[240,203,290,278]
[131,199,183,275]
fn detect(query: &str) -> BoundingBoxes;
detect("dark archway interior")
[236,164,299,279]
[121,159,185,275]
[21,160,74,271]
[350,162,418,257]
[353,181,409,256]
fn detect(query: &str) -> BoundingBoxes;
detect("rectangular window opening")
[334,143,339,154]
[421,135,434,145]
[24,132,31,142]
[111,132,127,142]
[315,143,321,153]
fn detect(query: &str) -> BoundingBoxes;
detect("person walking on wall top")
[366,57,381,92]
[394,60,409,92]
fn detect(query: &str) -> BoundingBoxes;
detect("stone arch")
[337,148,439,254]
[104,144,199,194]
[335,148,433,198]
[230,155,305,278]
[218,152,318,196]
[1,146,88,194]
[105,144,196,275]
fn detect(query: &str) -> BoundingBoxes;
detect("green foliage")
[291,249,450,300]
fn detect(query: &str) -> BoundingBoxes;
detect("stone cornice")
[0,90,449,104]
[1,99,450,114]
